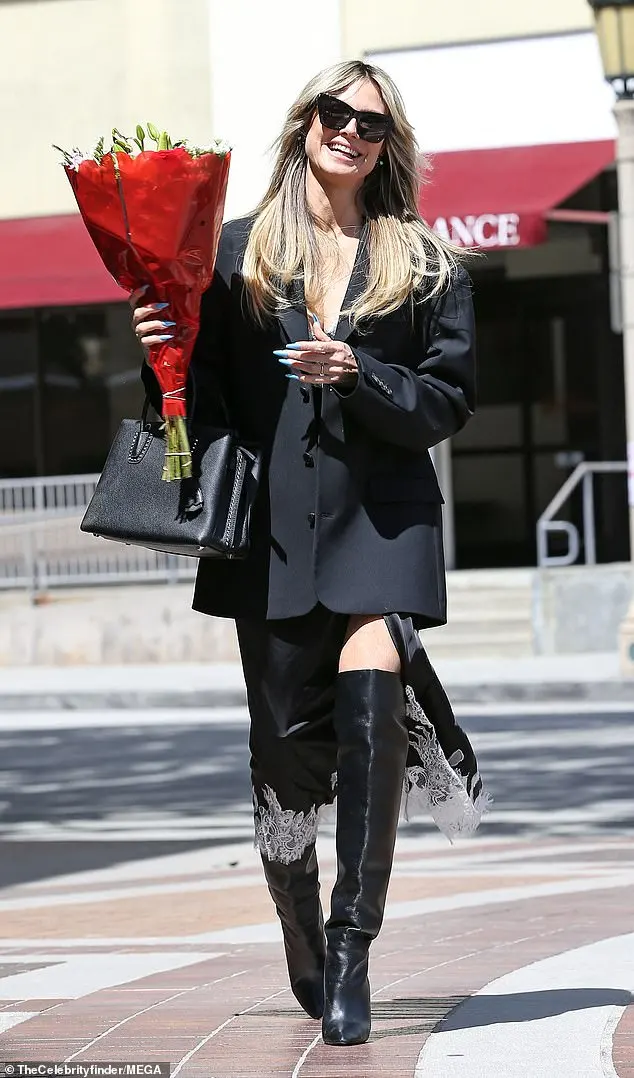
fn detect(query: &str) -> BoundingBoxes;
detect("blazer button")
[307,512,316,528]
[303,452,314,468]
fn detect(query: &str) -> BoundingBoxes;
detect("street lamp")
[589,0,634,98]
[587,1,634,672]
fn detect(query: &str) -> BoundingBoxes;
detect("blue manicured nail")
[161,321,176,327]
[277,357,294,366]
[286,343,303,350]
[312,312,320,324]
[152,302,169,311]
[273,349,290,358]
[285,373,300,380]
[157,333,174,341]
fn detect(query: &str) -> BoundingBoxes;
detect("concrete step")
[425,620,533,639]
[426,645,534,660]
[427,569,534,658]
[446,588,532,602]
[0,570,537,666]
[443,606,532,625]
[445,568,534,590]
[446,599,534,616]
[426,642,534,660]
[422,629,532,651]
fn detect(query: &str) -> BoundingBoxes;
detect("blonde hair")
[241,60,462,329]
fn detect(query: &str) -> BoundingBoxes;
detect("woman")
[133,60,485,1047]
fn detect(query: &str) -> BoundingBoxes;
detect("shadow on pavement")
[2,708,634,888]
[440,987,634,1029]
[0,723,252,888]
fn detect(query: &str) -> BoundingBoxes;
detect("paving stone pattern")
[0,835,633,1075]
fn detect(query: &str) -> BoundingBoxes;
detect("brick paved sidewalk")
[1,832,634,1076]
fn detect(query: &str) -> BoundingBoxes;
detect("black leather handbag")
[80,396,262,559]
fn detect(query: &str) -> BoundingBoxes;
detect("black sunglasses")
[316,93,393,144]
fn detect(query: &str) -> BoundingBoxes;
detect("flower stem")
[161,416,192,482]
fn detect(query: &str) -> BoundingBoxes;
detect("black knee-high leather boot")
[322,669,409,1046]
[261,845,326,1019]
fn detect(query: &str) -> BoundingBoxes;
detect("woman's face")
[304,78,387,187]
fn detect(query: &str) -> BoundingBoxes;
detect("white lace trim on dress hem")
[253,684,491,862]
[253,784,336,865]
[402,685,492,842]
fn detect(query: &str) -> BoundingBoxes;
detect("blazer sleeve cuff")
[333,348,401,406]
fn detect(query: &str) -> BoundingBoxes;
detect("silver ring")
[320,363,325,377]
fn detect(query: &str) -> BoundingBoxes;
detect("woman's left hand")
[274,316,359,387]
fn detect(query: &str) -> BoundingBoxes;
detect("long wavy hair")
[241,60,462,329]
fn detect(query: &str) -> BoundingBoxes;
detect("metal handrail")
[0,472,99,490]
[0,513,80,603]
[536,461,627,567]
[0,475,196,595]
[0,473,100,516]
[0,510,82,529]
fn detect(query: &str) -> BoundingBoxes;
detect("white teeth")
[329,143,359,160]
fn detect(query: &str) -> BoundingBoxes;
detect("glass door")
[451,273,619,567]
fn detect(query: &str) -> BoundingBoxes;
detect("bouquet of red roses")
[55,124,231,480]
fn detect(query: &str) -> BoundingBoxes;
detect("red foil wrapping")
[65,148,230,421]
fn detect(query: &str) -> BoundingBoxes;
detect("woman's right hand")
[130,286,176,357]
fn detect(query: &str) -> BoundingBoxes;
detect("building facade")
[0,0,626,567]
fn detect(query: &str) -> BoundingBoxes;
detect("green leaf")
[147,122,160,141]
[157,130,169,150]
[136,124,146,144]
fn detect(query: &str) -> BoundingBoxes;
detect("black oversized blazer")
[142,215,476,629]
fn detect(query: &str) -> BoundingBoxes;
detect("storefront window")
[0,312,38,478]
[0,303,143,479]
[453,257,618,567]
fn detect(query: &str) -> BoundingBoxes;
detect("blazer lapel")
[333,224,370,344]
[277,276,309,345]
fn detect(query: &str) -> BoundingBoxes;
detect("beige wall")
[342,0,593,56]
[0,0,342,223]
[0,0,599,222]
[207,0,341,220]
[0,0,212,220]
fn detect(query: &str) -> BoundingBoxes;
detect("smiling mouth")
[327,142,361,161]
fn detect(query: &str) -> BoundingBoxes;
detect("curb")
[447,681,634,705]
[0,689,246,711]
[2,681,633,710]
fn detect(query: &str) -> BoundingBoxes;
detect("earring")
[379,157,384,166]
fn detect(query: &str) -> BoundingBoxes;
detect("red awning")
[420,140,616,250]
[0,139,617,310]
[0,214,125,311]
